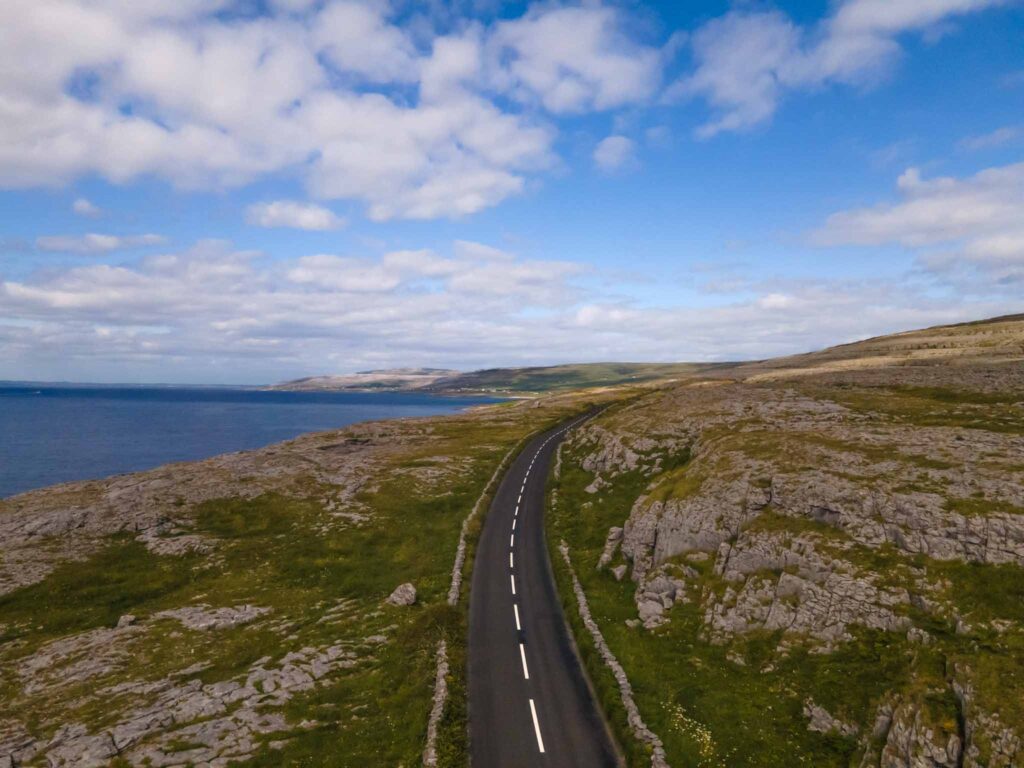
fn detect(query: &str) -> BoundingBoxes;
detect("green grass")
[946,496,1024,517]
[0,537,207,648]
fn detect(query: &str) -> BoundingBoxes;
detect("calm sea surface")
[0,384,502,498]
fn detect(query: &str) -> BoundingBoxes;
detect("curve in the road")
[468,413,620,768]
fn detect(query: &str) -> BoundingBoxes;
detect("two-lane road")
[468,414,620,768]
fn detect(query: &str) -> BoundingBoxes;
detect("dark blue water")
[0,384,501,498]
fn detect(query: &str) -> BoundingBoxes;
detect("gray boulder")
[386,583,417,607]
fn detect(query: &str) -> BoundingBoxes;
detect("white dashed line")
[518,494,522,503]
[514,505,519,516]
[519,643,530,679]
[510,533,515,548]
[510,551,514,568]
[514,603,521,631]
[512,518,516,530]
[529,699,545,753]
[511,574,516,595]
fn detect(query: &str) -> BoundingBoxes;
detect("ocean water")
[0,384,502,499]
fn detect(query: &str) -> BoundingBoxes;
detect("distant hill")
[271,368,460,391]
[273,362,732,394]
[727,312,1024,382]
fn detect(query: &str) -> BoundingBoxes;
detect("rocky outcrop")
[804,699,858,737]
[153,604,270,631]
[597,526,623,569]
[554,321,1024,767]
[863,698,963,768]
[2,635,363,767]
[953,671,1024,768]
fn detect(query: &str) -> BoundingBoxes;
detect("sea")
[0,384,502,499]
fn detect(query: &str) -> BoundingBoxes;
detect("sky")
[0,0,1022,384]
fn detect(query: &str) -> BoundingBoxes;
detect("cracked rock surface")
[555,316,1024,767]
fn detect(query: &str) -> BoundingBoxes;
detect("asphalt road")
[468,413,620,768]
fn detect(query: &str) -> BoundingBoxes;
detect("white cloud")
[486,5,666,113]
[35,233,167,253]
[314,1,419,83]
[0,0,669,221]
[246,200,345,231]
[72,198,103,217]
[674,0,1006,137]
[814,161,1024,286]
[960,125,1021,151]
[593,135,636,171]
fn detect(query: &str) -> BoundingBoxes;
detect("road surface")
[468,413,620,768]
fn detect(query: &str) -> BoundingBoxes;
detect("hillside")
[548,313,1024,767]
[727,313,1024,383]
[275,362,730,394]
[271,368,460,391]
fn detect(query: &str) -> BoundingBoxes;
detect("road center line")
[529,699,545,753]
[519,643,530,679]
[514,603,521,631]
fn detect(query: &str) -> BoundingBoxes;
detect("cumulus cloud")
[673,0,1006,137]
[486,5,666,113]
[814,161,1024,286]
[593,135,636,171]
[0,0,669,221]
[246,201,345,231]
[72,198,103,217]
[35,233,167,253]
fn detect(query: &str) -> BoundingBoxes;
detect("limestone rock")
[154,604,270,631]
[804,699,858,737]
[386,583,417,606]
[597,526,623,569]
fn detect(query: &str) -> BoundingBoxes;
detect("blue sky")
[1,0,1022,383]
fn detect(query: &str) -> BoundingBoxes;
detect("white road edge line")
[519,643,530,679]
[529,699,545,753]
[514,603,521,631]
